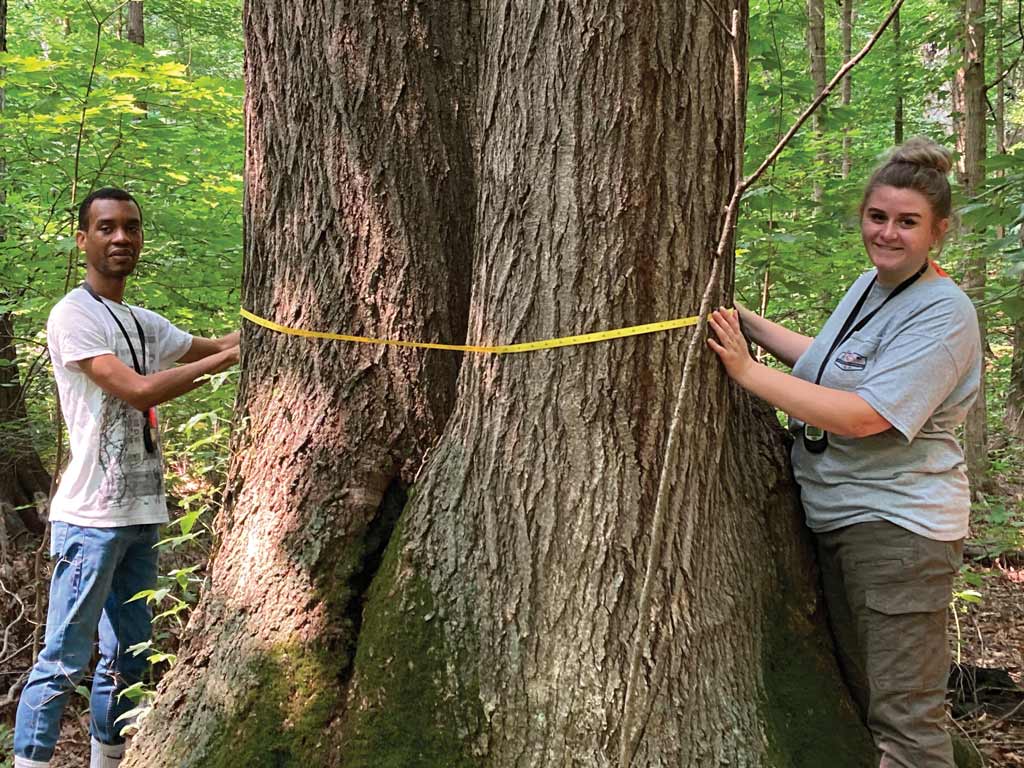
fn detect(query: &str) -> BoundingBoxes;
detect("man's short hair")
[77,188,143,231]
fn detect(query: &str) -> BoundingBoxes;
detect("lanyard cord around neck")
[79,282,148,376]
[813,261,929,386]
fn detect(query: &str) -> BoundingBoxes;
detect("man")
[14,188,240,768]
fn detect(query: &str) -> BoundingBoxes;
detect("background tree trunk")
[993,0,1004,158]
[807,0,828,200]
[126,2,147,114]
[126,1,144,46]
[124,2,476,765]
[893,3,903,143]
[0,0,48,534]
[1007,285,1024,437]
[0,316,49,535]
[993,0,1024,439]
[955,0,989,490]
[840,0,854,178]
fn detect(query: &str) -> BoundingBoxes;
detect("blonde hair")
[860,137,953,225]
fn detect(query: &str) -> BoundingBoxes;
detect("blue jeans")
[14,522,160,762]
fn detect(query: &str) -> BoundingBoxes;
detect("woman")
[707,137,981,768]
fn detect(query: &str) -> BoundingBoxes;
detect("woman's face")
[861,185,949,285]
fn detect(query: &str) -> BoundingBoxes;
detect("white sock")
[90,738,126,768]
[13,757,50,768]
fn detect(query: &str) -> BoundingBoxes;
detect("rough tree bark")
[337,4,871,765]
[130,2,875,766]
[955,0,989,488]
[0,0,49,534]
[125,2,476,765]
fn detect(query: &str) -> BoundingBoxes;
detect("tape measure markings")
[240,308,701,355]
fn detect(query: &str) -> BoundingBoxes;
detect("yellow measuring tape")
[240,308,701,355]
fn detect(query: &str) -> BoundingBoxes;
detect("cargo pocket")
[864,580,952,693]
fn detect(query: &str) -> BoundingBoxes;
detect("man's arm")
[79,345,239,411]
[176,331,240,364]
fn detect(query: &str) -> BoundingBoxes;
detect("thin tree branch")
[700,0,735,38]
[985,53,1022,91]
[961,698,1024,735]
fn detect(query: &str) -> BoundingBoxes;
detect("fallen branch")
[962,698,1024,735]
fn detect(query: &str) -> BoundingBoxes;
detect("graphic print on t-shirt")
[95,392,163,510]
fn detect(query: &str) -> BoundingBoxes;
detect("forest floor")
[948,558,1024,768]
[947,467,1024,768]
[0,498,1022,767]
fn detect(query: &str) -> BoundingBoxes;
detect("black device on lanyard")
[800,260,929,454]
[79,282,156,454]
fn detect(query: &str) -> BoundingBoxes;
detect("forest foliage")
[1,0,1022,748]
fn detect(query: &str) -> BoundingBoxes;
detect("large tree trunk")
[955,0,989,489]
[131,1,874,766]
[336,3,870,766]
[124,2,476,765]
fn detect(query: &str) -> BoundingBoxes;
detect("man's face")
[77,198,144,279]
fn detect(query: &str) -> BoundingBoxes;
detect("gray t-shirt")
[790,270,981,541]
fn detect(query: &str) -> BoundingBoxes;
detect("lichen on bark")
[336,515,483,768]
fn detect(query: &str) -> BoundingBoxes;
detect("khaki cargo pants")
[815,521,963,768]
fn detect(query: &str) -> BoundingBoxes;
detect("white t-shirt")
[47,287,192,527]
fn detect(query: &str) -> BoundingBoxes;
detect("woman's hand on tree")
[707,306,754,383]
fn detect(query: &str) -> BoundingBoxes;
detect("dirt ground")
[947,558,1024,768]
[2,527,1022,767]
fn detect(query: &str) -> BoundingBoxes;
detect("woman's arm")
[708,308,891,438]
[736,302,813,368]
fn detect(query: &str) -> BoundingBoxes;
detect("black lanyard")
[813,261,928,386]
[79,282,156,453]
[80,282,148,375]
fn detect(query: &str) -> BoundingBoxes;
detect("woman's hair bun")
[889,137,953,175]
